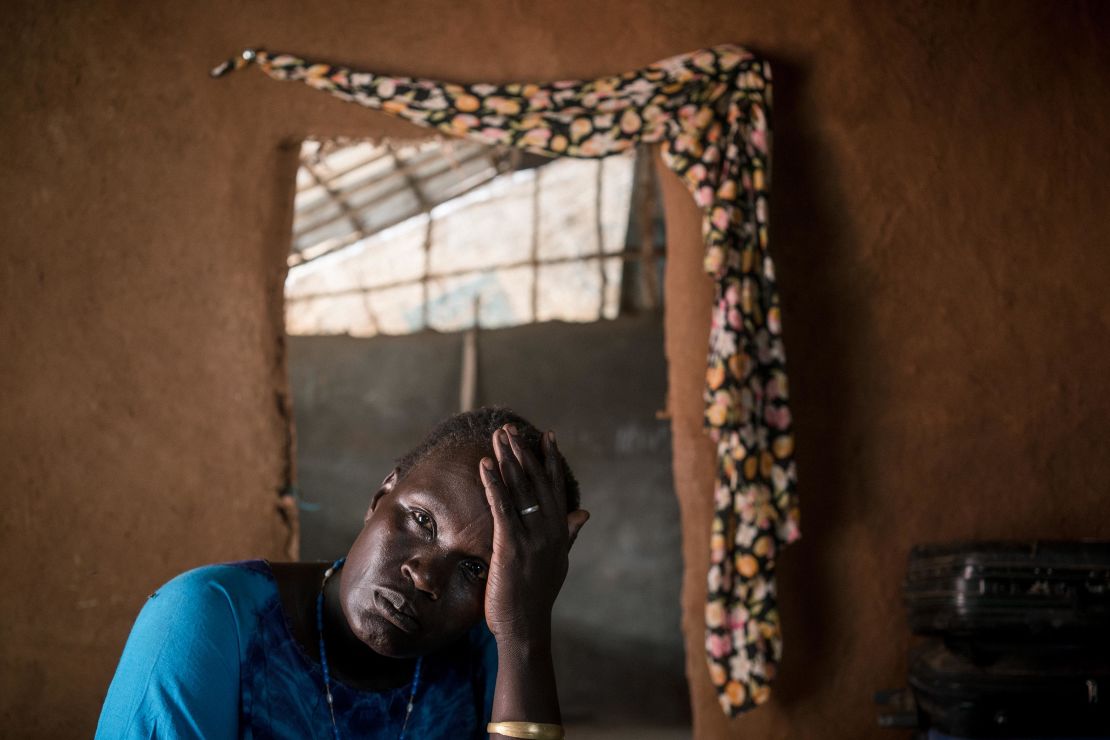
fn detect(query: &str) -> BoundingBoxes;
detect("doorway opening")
[283,137,688,729]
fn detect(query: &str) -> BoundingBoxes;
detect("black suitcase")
[908,640,1110,738]
[905,541,1110,643]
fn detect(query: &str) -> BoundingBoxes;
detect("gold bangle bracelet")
[486,721,565,740]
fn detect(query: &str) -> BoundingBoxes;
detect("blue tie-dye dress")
[96,560,497,739]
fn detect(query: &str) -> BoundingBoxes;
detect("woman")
[96,407,590,739]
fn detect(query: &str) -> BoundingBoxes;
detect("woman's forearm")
[490,630,561,735]
[481,426,587,738]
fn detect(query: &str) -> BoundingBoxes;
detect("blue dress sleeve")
[95,567,243,739]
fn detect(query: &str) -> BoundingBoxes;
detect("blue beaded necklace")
[317,557,424,740]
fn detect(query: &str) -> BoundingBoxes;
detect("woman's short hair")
[394,407,582,512]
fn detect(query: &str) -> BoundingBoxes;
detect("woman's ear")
[368,468,400,519]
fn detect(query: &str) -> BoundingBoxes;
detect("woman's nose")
[401,557,441,600]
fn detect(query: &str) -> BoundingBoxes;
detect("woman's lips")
[373,587,420,634]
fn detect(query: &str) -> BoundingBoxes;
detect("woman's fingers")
[494,429,535,514]
[480,455,519,530]
[496,425,574,542]
[506,425,560,513]
[506,425,546,482]
[542,430,567,515]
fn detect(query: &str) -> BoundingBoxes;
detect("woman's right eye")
[461,560,487,582]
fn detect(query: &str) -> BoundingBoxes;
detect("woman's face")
[339,444,494,658]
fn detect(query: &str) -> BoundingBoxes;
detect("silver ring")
[519,504,541,516]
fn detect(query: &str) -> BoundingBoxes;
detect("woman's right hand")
[478,424,589,645]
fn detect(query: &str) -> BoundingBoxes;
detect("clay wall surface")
[3,1,1108,737]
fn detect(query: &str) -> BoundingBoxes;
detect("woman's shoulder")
[95,561,278,738]
[163,558,274,583]
[146,559,278,616]
[156,558,275,588]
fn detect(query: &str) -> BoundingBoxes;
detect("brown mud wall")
[3,1,1108,737]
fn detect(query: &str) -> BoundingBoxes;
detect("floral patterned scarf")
[213,45,800,716]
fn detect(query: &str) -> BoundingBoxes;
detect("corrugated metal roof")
[290,138,521,266]
[284,139,664,337]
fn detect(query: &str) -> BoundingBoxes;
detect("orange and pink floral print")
[214,44,800,716]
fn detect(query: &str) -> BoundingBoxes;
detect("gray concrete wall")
[287,311,689,724]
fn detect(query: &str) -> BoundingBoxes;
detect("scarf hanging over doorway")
[213,45,801,716]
